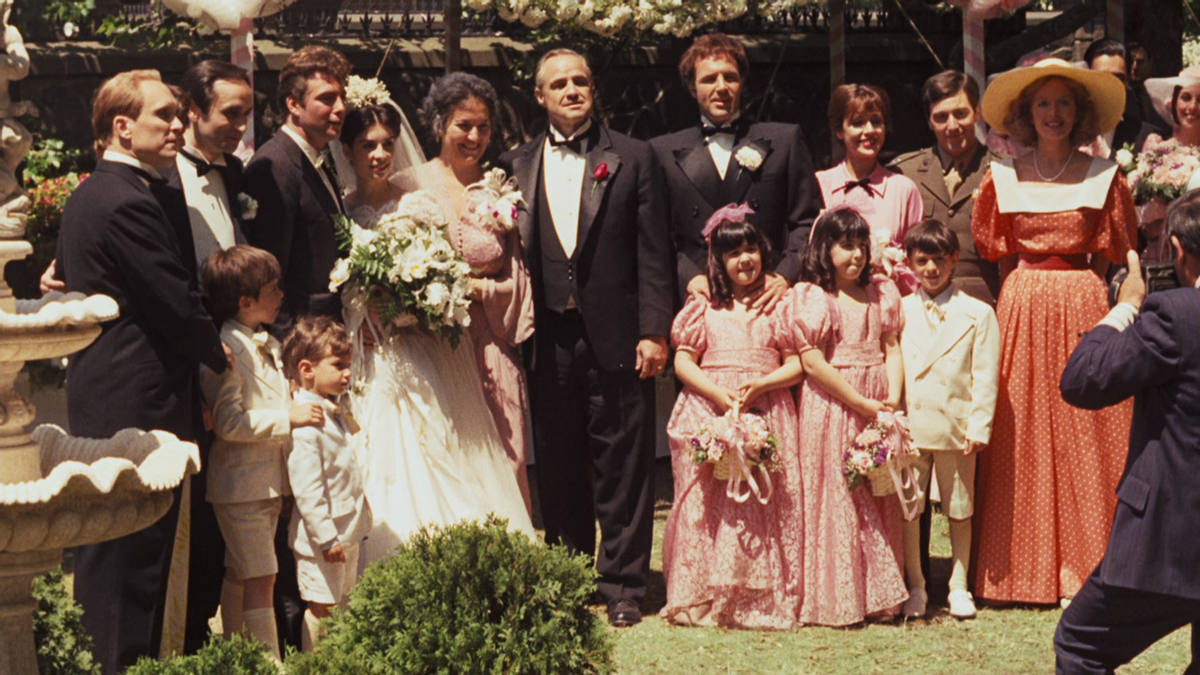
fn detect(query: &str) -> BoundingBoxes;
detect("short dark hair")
[800,208,873,292]
[341,103,402,147]
[179,60,251,116]
[1084,38,1126,67]
[421,72,498,143]
[679,33,748,91]
[281,315,353,383]
[278,45,351,109]
[1005,75,1101,148]
[201,245,281,326]
[829,83,892,140]
[921,70,980,119]
[904,218,960,257]
[1168,189,1200,257]
[706,215,773,308]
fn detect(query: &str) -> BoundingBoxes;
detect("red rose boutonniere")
[591,162,609,195]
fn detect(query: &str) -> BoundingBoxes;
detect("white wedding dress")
[346,201,535,565]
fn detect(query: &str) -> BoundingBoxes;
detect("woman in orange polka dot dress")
[970,60,1137,606]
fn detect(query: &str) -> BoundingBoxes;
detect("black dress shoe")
[607,599,642,627]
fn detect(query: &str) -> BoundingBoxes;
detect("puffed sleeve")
[970,170,1016,262]
[670,295,708,356]
[780,282,833,354]
[1091,171,1139,264]
[875,276,905,339]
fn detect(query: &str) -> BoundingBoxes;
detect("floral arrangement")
[842,411,921,520]
[690,403,779,504]
[465,168,522,232]
[870,230,919,295]
[330,191,474,346]
[344,75,391,111]
[463,0,816,37]
[1117,139,1200,206]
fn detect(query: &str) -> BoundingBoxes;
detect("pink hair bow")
[701,202,756,241]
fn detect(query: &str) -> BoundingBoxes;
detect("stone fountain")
[0,6,199,675]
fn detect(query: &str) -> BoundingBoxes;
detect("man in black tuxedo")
[650,33,822,307]
[1084,39,1161,158]
[501,49,673,628]
[56,69,230,675]
[244,45,349,329]
[1054,192,1200,674]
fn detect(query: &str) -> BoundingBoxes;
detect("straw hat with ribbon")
[981,58,1127,137]
[1143,67,1200,127]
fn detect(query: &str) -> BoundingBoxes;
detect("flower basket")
[865,464,896,497]
[690,402,779,504]
[843,411,923,519]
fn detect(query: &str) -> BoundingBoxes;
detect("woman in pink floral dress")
[662,205,805,629]
[781,207,909,626]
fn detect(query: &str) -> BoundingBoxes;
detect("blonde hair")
[92,69,163,156]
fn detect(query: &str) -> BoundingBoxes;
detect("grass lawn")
[601,459,1192,675]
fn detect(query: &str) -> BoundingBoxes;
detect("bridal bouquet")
[1117,139,1200,205]
[842,411,922,519]
[330,190,474,346]
[690,403,779,504]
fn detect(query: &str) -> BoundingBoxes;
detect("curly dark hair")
[278,45,351,109]
[1004,75,1101,148]
[679,33,748,91]
[800,208,872,292]
[706,218,773,308]
[340,103,402,147]
[421,72,498,144]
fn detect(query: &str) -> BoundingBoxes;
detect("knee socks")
[242,607,281,662]
[219,580,244,639]
[902,517,926,590]
[301,608,325,653]
[949,518,972,592]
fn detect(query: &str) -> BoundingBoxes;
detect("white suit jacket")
[200,320,292,504]
[900,285,1000,451]
[287,388,372,557]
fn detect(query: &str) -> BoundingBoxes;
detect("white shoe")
[948,589,977,619]
[902,587,928,619]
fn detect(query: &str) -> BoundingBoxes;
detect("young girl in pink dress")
[661,203,805,630]
[781,207,909,626]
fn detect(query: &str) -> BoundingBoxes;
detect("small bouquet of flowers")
[871,230,919,295]
[465,167,522,232]
[1118,139,1200,205]
[330,190,474,347]
[690,402,779,504]
[843,411,923,519]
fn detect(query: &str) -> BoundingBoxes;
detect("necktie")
[944,164,963,198]
[549,136,584,154]
[334,398,361,435]
[701,125,736,138]
[843,177,875,196]
[317,151,346,215]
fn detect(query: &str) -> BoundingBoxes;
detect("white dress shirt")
[542,119,592,258]
[702,114,738,181]
[101,150,162,186]
[281,125,343,210]
[177,145,237,269]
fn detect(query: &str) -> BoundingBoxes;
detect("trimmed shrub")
[287,516,614,675]
[123,635,279,675]
[31,568,100,675]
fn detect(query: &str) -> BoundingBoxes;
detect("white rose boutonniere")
[1115,148,1134,170]
[238,193,258,221]
[735,145,765,173]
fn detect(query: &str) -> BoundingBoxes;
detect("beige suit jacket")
[199,321,293,504]
[900,287,1000,451]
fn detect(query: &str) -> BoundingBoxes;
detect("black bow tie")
[180,149,235,182]
[843,177,875,196]
[549,135,585,154]
[130,166,167,187]
[701,124,736,138]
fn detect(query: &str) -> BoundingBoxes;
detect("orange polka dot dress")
[970,166,1136,605]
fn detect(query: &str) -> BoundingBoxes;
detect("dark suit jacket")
[1060,288,1200,599]
[159,152,247,280]
[889,144,1001,305]
[650,119,822,299]
[501,125,674,372]
[56,159,227,441]
[242,131,343,328]
[1110,115,1160,159]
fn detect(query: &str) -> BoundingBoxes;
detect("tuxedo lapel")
[577,128,621,255]
[675,131,722,208]
[724,136,770,205]
[904,295,934,367]
[154,164,199,280]
[515,133,545,254]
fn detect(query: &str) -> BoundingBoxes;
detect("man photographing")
[1054,190,1200,674]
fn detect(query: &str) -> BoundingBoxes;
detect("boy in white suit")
[199,245,325,659]
[281,316,371,652]
[899,219,999,621]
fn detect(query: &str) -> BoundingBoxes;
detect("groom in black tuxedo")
[244,45,349,330]
[650,33,822,307]
[56,69,230,675]
[502,49,674,627]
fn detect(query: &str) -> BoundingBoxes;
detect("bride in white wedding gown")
[335,85,534,565]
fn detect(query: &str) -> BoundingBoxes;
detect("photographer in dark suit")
[1054,191,1200,674]
[650,33,822,307]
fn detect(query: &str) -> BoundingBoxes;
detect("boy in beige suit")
[899,219,999,621]
[199,246,325,659]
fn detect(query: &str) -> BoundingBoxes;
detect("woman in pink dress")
[817,84,923,244]
[781,207,909,626]
[399,73,535,514]
[661,204,805,630]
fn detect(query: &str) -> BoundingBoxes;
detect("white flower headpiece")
[345,75,392,111]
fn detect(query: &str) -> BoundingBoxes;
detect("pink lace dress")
[660,297,804,630]
[780,277,909,626]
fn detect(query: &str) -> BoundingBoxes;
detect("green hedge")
[31,568,100,675]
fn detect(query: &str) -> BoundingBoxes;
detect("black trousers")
[530,309,655,605]
[1055,570,1200,675]
[184,436,225,653]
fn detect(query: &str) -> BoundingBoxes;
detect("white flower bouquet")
[329,191,474,346]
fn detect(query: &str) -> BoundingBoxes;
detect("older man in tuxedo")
[650,33,822,307]
[1054,192,1200,674]
[501,49,673,628]
[56,69,230,675]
